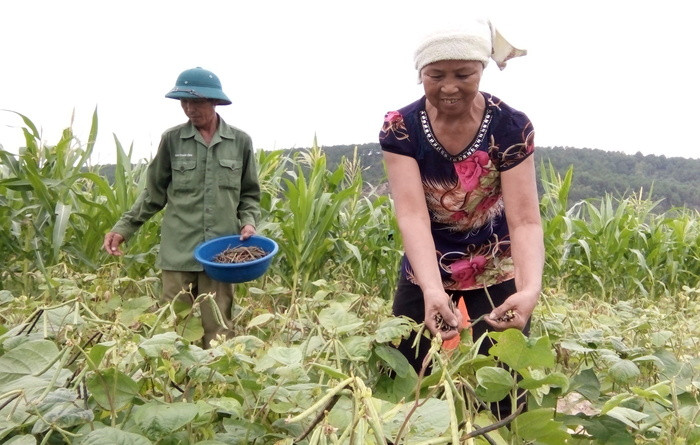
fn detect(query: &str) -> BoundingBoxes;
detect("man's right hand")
[103,232,125,256]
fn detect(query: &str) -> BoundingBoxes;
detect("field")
[0,112,699,444]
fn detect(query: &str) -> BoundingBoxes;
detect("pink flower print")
[454,151,490,192]
[385,111,402,123]
[381,111,409,141]
[475,192,501,213]
[450,255,487,288]
[451,210,467,221]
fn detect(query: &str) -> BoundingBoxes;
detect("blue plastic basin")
[194,235,279,283]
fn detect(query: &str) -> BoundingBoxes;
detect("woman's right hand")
[424,289,462,341]
[103,232,125,256]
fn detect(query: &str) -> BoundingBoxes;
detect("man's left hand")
[240,225,256,240]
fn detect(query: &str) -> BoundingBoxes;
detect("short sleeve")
[491,110,535,171]
[379,110,415,158]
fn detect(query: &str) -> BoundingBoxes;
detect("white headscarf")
[414,17,526,82]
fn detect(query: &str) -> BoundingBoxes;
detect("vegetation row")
[0,111,698,444]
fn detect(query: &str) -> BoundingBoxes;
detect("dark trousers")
[392,276,529,418]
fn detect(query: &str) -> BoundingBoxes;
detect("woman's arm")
[486,154,544,329]
[383,151,462,340]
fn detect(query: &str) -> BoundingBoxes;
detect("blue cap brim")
[165,86,231,105]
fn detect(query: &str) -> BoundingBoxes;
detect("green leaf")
[513,408,571,444]
[608,359,641,384]
[311,363,350,380]
[30,388,94,434]
[488,330,556,370]
[80,426,153,445]
[654,348,686,379]
[341,239,362,264]
[558,340,596,353]
[206,397,244,417]
[374,344,412,378]
[577,415,636,444]
[4,436,36,445]
[43,305,84,334]
[577,238,592,265]
[86,367,140,411]
[266,346,303,366]
[649,330,673,348]
[0,290,13,304]
[341,335,372,361]
[373,317,412,344]
[120,296,157,325]
[600,393,633,415]
[52,201,71,259]
[219,417,267,441]
[247,313,275,329]
[475,366,514,402]
[133,402,199,441]
[631,354,665,368]
[178,315,205,343]
[188,366,226,384]
[519,370,569,392]
[382,398,450,442]
[86,343,113,370]
[138,332,181,358]
[630,383,672,406]
[317,303,364,334]
[0,340,61,385]
[605,406,648,429]
[570,368,601,402]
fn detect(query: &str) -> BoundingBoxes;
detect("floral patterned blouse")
[379,93,535,291]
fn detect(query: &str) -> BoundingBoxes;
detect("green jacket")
[111,116,261,271]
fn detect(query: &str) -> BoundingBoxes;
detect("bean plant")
[0,113,698,444]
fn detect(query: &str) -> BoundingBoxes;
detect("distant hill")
[99,144,699,212]
[312,143,700,212]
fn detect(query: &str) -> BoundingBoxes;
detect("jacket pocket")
[218,159,241,190]
[172,158,197,191]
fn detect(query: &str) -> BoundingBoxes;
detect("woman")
[379,19,544,413]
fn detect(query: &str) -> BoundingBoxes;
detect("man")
[104,67,261,347]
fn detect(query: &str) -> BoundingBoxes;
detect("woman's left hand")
[485,289,539,330]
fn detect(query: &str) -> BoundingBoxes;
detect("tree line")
[99,144,699,212]
[315,143,700,212]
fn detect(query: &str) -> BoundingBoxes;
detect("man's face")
[180,98,217,129]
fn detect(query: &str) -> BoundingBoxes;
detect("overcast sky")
[1,0,698,164]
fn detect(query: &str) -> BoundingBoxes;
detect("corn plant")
[539,162,575,289]
[262,141,400,301]
[0,112,161,293]
[332,151,401,299]
[0,110,101,292]
[540,161,699,300]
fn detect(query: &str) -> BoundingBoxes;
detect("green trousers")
[161,270,234,348]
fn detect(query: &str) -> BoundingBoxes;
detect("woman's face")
[421,60,483,116]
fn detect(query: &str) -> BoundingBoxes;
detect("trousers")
[392,276,529,418]
[161,270,234,348]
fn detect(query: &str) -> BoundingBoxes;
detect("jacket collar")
[179,114,236,142]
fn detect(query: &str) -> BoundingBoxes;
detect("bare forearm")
[509,222,544,296]
[383,150,461,336]
[397,215,444,294]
